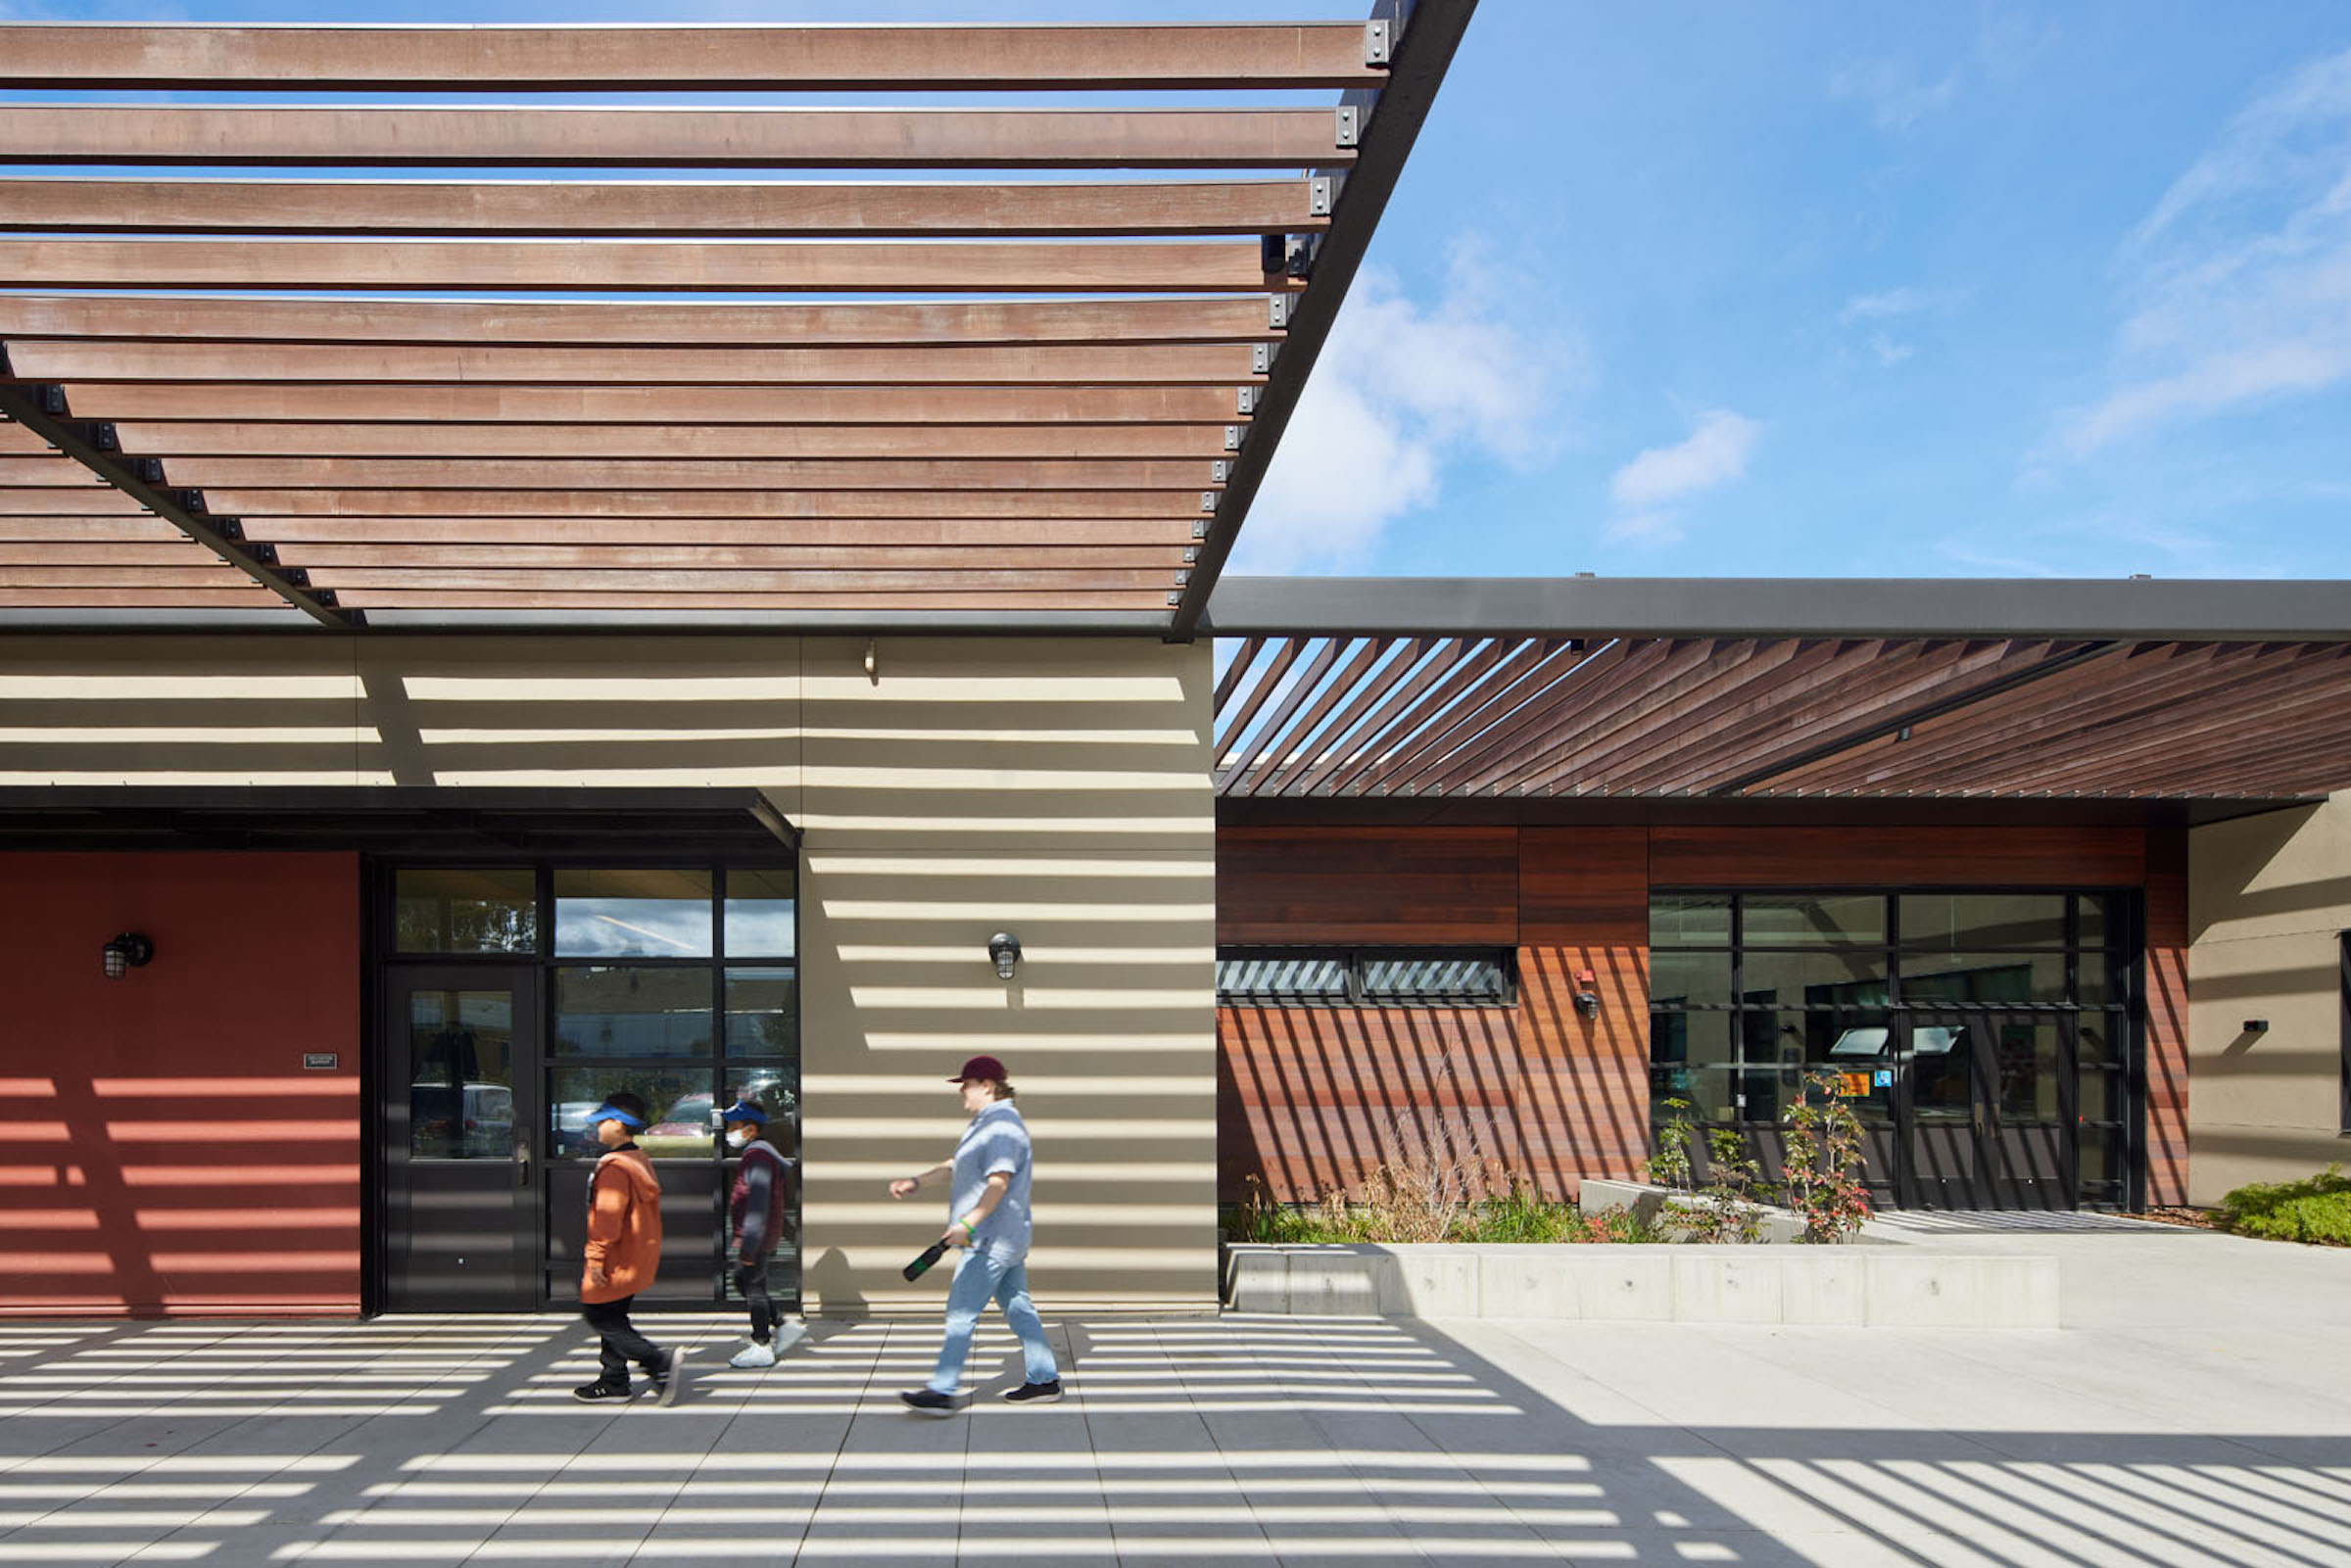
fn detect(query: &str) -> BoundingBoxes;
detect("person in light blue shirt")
[888,1053,1061,1414]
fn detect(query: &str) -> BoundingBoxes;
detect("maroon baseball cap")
[948,1054,1009,1083]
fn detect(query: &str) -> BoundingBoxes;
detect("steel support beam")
[0,346,355,627]
[1169,0,1477,639]
[1204,576,2351,643]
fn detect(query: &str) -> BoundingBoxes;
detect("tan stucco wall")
[2186,792,2351,1205]
[0,632,1218,1313]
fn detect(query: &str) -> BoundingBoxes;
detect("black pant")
[735,1259,775,1344]
[582,1296,666,1386]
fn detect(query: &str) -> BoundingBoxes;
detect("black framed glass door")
[381,965,541,1309]
[1897,1011,2071,1210]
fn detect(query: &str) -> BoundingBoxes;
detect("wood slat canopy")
[0,2,1473,628]
[1214,634,2351,802]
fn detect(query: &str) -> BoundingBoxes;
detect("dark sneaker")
[899,1388,971,1417]
[572,1379,631,1402]
[650,1349,689,1407]
[1001,1379,1063,1404]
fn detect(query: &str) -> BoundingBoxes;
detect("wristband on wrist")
[957,1215,977,1237]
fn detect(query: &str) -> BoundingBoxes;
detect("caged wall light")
[986,931,1022,982]
[102,931,154,980]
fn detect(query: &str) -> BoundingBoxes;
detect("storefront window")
[724,869,796,958]
[554,869,714,958]
[552,966,713,1057]
[395,867,537,955]
[1648,889,2135,1207]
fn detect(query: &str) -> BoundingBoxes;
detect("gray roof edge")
[1203,576,2351,641]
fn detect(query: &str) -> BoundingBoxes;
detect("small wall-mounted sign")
[302,1052,340,1070]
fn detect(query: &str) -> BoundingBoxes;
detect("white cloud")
[1604,511,1685,546]
[1830,62,1962,131]
[1233,243,1576,574]
[2062,46,2351,452]
[1865,332,1916,367]
[1608,409,1759,509]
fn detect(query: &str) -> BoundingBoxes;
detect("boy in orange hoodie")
[572,1092,688,1404]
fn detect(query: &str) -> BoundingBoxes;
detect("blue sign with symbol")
[1873,1069,1894,1088]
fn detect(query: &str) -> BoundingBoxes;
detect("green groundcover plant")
[2216,1164,2351,1246]
[1221,1172,1661,1245]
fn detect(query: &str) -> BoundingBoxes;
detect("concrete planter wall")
[1224,1243,2059,1328]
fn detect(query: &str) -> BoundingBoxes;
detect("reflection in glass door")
[382,967,540,1309]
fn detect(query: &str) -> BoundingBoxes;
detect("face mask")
[725,1129,751,1150]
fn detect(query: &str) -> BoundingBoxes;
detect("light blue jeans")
[928,1242,1058,1394]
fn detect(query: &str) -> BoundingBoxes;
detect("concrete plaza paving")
[3,1218,2349,1566]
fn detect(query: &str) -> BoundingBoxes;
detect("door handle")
[515,1138,530,1189]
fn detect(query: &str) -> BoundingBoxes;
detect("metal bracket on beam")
[1310,176,1334,217]
[1213,460,1231,483]
[1366,18,1393,65]
[1192,518,1209,540]
[1269,293,1293,330]
[1223,425,1242,451]
[1252,343,1275,375]
[1184,546,1200,563]
[1200,492,1220,513]
[0,368,356,629]
[1335,105,1361,148]
[1237,387,1261,414]
[1175,569,1191,588]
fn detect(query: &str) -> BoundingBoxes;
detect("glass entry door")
[381,967,541,1309]
[1899,1011,2070,1210]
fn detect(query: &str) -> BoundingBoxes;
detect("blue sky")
[9,0,2351,582]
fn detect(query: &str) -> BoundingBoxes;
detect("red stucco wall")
[0,852,361,1315]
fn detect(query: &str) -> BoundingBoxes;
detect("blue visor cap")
[718,1100,769,1125]
[585,1103,648,1130]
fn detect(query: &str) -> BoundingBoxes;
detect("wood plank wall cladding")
[1216,822,2171,1208]
[1215,827,1518,945]
[1218,825,1650,1203]
[1648,825,2148,888]
[2144,829,2191,1208]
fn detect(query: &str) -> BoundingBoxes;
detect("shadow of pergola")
[0,1312,2343,1564]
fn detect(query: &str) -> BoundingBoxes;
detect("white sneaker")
[729,1342,777,1369]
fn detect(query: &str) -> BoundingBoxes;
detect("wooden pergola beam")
[0,238,1291,295]
[114,422,1231,461]
[194,489,1201,520]
[49,384,1255,426]
[4,340,1265,387]
[156,456,1221,493]
[332,590,1184,611]
[0,296,1284,350]
[0,24,1389,92]
[0,516,1200,547]
[0,178,1326,238]
[0,106,1357,169]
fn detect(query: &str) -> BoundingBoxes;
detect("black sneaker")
[1001,1379,1063,1404]
[649,1349,689,1407]
[572,1379,631,1402]
[899,1388,971,1417]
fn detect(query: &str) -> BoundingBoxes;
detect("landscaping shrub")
[2217,1164,2351,1246]
[1782,1071,1874,1244]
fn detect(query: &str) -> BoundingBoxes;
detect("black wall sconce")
[102,931,153,980]
[987,930,1022,982]
[1573,966,1600,1019]
[2242,1019,2269,1034]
